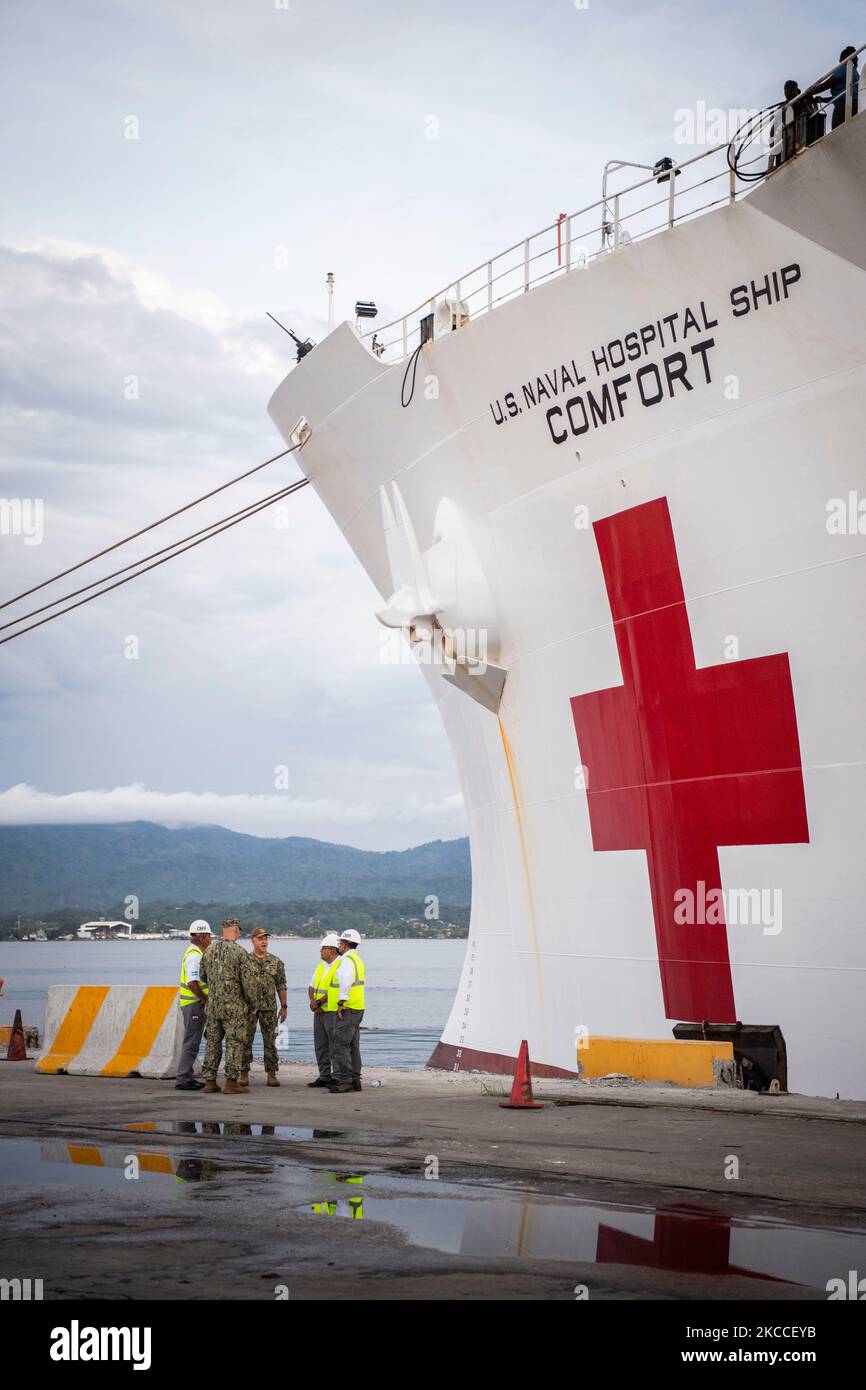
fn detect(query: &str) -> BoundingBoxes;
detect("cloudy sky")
[0,0,859,849]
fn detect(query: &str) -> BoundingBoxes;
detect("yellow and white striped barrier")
[41,1138,178,1174]
[36,985,183,1078]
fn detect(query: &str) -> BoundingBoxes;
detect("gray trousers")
[314,1009,335,1080]
[177,1000,206,1082]
[332,1008,364,1084]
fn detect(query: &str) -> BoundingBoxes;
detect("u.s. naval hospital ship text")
[489,266,801,445]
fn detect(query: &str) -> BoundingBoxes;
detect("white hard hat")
[320,933,341,949]
[189,919,212,936]
[340,929,361,944]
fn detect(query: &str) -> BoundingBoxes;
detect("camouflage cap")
[221,917,241,930]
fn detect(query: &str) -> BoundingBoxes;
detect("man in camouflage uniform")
[242,927,288,1087]
[200,917,256,1095]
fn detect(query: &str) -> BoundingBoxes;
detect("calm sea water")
[0,939,466,1068]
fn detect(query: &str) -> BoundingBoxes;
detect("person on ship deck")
[807,45,860,131]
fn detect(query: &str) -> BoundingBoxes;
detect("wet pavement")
[1,1063,864,1299]
[1,1130,865,1299]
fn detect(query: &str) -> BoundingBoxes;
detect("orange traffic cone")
[499,1039,544,1109]
[6,1009,27,1061]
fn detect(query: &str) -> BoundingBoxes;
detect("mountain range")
[0,822,472,911]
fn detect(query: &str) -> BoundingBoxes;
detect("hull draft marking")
[570,498,809,1023]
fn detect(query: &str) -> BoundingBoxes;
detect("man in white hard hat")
[328,929,366,1094]
[175,920,212,1091]
[307,934,342,1088]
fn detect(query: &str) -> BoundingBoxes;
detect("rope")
[0,476,310,646]
[0,477,309,635]
[727,104,781,182]
[0,441,301,612]
[400,343,424,408]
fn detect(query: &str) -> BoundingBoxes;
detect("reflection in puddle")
[1,1137,180,1188]
[0,1136,269,1190]
[304,1176,866,1291]
[124,1121,407,1144]
[2,1136,864,1291]
[311,1173,366,1221]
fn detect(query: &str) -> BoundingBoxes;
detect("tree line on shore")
[0,897,470,941]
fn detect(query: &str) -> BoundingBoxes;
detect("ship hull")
[269,116,866,1099]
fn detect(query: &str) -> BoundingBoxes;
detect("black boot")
[308,1077,331,1087]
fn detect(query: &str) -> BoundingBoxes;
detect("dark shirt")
[830,62,856,97]
[830,61,859,112]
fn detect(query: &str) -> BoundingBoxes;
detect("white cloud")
[9,237,232,335]
[0,783,466,848]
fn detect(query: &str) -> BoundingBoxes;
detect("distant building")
[77,920,131,940]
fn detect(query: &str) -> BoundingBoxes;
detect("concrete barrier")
[577,1035,736,1088]
[36,985,183,1078]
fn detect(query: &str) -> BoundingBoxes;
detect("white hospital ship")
[269,51,866,1099]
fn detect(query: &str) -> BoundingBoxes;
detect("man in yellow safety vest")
[328,929,365,1094]
[307,933,341,1088]
[176,919,213,1091]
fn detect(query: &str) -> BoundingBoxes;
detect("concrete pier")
[1,1062,864,1300]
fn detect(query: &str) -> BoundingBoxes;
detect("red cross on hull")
[570,498,809,1022]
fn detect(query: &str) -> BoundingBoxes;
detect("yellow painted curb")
[578,1036,734,1087]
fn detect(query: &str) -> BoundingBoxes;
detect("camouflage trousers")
[244,1008,280,1074]
[203,1002,251,1081]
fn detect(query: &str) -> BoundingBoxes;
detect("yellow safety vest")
[342,950,365,1010]
[313,957,342,1013]
[324,1173,364,1219]
[180,945,207,1006]
[340,1177,363,1216]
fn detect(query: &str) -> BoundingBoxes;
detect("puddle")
[2,1134,865,1290]
[0,1136,270,1190]
[0,1136,181,1188]
[299,1173,866,1291]
[124,1121,409,1144]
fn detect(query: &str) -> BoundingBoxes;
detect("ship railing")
[367,142,744,361]
[364,43,863,364]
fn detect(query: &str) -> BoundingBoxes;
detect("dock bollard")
[499,1039,544,1110]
